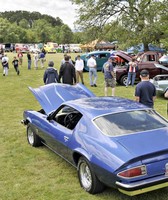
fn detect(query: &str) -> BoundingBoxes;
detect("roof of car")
[64,96,149,119]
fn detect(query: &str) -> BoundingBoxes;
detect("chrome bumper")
[116,175,168,196]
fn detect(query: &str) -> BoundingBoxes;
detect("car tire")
[120,75,128,86]
[27,125,42,147]
[77,157,105,194]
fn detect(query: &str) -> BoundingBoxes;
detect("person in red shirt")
[126,57,137,87]
[17,51,23,67]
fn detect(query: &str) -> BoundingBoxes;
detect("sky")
[0,0,78,29]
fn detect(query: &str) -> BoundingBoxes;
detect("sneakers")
[91,84,97,87]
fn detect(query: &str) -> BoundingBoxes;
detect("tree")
[71,0,168,51]
[32,19,55,43]
[19,19,30,29]
[59,25,74,44]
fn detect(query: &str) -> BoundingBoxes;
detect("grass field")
[0,52,168,200]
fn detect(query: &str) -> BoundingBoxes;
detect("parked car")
[150,64,168,97]
[15,43,29,53]
[114,51,168,85]
[159,55,168,65]
[21,83,168,196]
[80,51,111,71]
[43,42,58,53]
[69,44,82,53]
[29,45,41,53]
[4,43,14,52]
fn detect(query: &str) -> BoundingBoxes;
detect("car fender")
[73,147,92,166]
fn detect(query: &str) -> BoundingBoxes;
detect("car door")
[95,52,110,70]
[36,115,73,161]
[37,105,82,162]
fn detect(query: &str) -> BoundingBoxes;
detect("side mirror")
[47,115,52,121]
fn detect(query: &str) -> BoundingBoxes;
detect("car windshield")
[94,110,168,136]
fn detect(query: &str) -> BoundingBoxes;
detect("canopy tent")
[81,40,116,50]
[127,43,166,54]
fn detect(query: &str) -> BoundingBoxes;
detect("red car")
[15,43,29,53]
[114,51,168,85]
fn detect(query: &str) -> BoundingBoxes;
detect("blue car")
[22,83,168,196]
[80,51,111,71]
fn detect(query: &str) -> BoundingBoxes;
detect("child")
[12,56,20,75]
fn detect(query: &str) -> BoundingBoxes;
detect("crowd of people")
[0,49,167,107]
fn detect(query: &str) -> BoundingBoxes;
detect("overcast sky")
[0,0,78,29]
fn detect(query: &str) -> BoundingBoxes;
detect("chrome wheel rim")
[80,162,92,189]
[123,77,128,86]
[28,128,34,145]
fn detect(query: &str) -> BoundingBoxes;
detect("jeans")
[3,67,8,75]
[126,72,136,86]
[28,60,31,69]
[89,68,97,85]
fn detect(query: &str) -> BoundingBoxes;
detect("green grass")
[0,52,168,200]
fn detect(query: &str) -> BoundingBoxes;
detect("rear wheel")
[77,157,105,194]
[27,125,42,147]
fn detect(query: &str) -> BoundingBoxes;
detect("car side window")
[99,53,108,59]
[53,105,82,130]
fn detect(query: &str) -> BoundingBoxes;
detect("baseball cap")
[140,70,149,77]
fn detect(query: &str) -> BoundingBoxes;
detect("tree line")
[1,0,168,52]
[0,11,77,44]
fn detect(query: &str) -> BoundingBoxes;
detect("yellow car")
[43,43,57,53]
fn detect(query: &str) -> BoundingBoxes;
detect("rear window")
[94,110,168,136]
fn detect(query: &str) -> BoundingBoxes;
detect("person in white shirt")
[2,54,9,76]
[87,55,97,87]
[74,55,84,84]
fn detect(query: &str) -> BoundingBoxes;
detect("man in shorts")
[102,57,116,96]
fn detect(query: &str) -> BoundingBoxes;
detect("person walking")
[39,51,46,68]
[74,55,84,84]
[33,51,39,69]
[126,57,137,87]
[2,54,9,76]
[135,70,156,108]
[27,52,32,70]
[43,61,59,84]
[59,55,76,85]
[87,55,97,87]
[102,57,116,96]
[12,56,20,75]
[17,51,23,67]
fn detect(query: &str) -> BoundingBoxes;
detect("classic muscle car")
[22,83,168,196]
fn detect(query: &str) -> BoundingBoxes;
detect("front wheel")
[27,125,42,147]
[120,75,128,86]
[77,157,105,194]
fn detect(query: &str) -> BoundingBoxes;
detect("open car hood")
[114,51,132,61]
[29,83,96,115]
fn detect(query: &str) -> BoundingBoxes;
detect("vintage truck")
[114,51,168,85]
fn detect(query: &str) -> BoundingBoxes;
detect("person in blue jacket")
[43,61,59,84]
